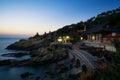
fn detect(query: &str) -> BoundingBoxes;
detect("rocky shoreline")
[0,37,71,80]
[0,42,69,67]
[1,52,29,57]
[0,34,88,80]
[1,33,69,66]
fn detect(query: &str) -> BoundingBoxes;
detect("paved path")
[68,45,97,69]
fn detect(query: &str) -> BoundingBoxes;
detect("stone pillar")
[97,34,99,41]
[96,34,98,41]
[89,35,91,41]
[87,35,89,41]
[90,35,92,41]
[95,34,96,41]
[99,34,102,42]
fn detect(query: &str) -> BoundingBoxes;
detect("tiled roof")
[104,33,120,38]
[87,23,120,33]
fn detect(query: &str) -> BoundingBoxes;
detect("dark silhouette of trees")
[53,7,120,36]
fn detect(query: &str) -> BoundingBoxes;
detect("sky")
[0,0,120,37]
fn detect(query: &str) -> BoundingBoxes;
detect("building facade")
[87,23,120,44]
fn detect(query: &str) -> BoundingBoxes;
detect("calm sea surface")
[0,37,31,60]
[0,37,54,80]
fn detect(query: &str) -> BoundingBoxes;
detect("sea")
[0,37,57,80]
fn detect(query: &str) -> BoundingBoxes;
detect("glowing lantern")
[59,36,62,38]
[80,37,83,40]
[58,38,62,42]
[92,36,95,40]
[66,36,70,39]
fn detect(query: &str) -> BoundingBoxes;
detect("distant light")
[58,38,62,42]
[62,36,65,39]
[80,37,83,40]
[59,36,62,38]
[100,45,104,48]
[66,36,70,39]
[92,36,95,40]
[100,45,105,51]
[112,33,116,36]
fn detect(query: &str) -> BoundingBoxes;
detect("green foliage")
[112,39,120,57]
[70,39,77,44]
[93,65,120,80]
[107,65,120,80]
[112,39,120,63]
[91,39,120,80]
[88,39,120,80]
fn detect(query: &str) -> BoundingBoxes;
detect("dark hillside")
[55,7,120,35]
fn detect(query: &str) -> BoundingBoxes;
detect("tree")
[112,39,120,62]
[113,39,120,55]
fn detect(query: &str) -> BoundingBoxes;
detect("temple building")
[103,33,120,44]
[87,23,120,44]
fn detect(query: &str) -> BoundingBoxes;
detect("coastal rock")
[20,53,57,66]
[20,72,34,79]
[56,63,68,73]
[19,43,68,66]
[5,41,69,66]
[35,76,41,80]
[0,60,11,66]
[29,47,49,57]
[6,38,51,51]
[45,71,56,78]
[0,59,30,66]
[1,52,29,57]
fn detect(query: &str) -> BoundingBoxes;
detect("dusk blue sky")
[0,0,120,36]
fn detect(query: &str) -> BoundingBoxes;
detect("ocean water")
[0,37,51,80]
[0,37,70,80]
[0,38,30,60]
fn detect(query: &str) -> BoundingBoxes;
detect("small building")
[87,23,120,44]
[103,33,120,44]
[56,34,82,43]
[56,34,72,43]
[85,23,120,52]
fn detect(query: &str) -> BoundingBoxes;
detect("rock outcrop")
[1,52,29,57]
[20,43,68,66]
[0,59,29,66]
[0,60,12,66]
[5,33,69,67]
[6,32,55,51]
[0,42,69,67]
[6,38,51,51]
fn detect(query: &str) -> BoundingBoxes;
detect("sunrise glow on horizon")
[0,0,120,36]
